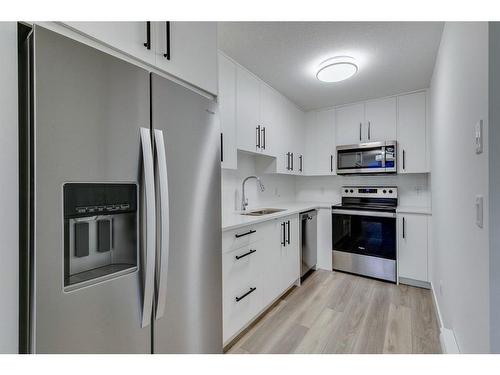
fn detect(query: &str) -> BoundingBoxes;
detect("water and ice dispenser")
[63,183,138,290]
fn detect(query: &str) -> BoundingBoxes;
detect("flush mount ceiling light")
[316,56,358,83]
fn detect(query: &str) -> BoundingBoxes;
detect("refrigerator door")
[151,73,222,353]
[29,26,152,353]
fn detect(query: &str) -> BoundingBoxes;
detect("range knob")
[350,189,354,193]
[389,189,393,194]
[345,189,348,193]
[383,189,387,194]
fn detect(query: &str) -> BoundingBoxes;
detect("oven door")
[332,208,397,282]
[332,209,396,260]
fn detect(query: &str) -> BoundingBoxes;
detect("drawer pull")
[235,287,257,302]
[235,229,256,238]
[235,249,257,260]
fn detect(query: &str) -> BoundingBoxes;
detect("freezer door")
[151,73,222,353]
[30,26,151,353]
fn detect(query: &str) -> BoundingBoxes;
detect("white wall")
[295,174,430,207]
[222,152,296,218]
[430,22,490,353]
[0,22,19,353]
[489,22,500,354]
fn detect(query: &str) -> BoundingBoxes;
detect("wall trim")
[430,281,460,353]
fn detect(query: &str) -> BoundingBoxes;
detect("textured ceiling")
[218,22,444,111]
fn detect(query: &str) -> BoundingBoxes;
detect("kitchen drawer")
[222,242,262,342]
[222,225,262,253]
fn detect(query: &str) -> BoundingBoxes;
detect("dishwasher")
[300,209,318,278]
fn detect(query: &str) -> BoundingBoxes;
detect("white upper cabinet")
[153,22,218,95]
[236,66,262,153]
[62,22,218,95]
[364,97,397,142]
[218,53,237,170]
[260,83,282,156]
[398,213,428,282]
[304,109,336,175]
[63,22,156,64]
[335,103,365,145]
[397,91,428,173]
[335,99,396,146]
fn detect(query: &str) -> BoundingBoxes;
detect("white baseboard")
[440,328,460,354]
[430,281,460,354]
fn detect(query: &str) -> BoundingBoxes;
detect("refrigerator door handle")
[154,129,170,320]
[140,127,157,328]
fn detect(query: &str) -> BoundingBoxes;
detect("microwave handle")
[355,152,363,167]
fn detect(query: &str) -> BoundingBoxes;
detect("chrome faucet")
[241,176,265,211]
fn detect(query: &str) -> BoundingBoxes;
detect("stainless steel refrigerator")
[19,25,222,354]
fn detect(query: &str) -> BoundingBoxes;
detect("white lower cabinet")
[222,214,300,344]
[223,242,262,343]
[397,213,429,283]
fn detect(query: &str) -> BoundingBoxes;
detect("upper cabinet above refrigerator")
[62,21,218,95]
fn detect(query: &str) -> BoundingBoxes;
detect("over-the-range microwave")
[336,141,397,175]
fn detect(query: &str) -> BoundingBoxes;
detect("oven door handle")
[331,209,396,218]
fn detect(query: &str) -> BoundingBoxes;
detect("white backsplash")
[222,153,296,218]
[295,173,431,207]
[222,152,431,220]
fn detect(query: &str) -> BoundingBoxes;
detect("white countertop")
[222,201,432,231]
[222,201,334,232]
[396,205,432,215]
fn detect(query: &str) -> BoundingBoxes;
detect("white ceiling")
[218,22,444,111]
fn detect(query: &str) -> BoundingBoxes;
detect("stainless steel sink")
[241,208,286,216]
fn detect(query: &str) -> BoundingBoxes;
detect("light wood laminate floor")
[227,270,441,354]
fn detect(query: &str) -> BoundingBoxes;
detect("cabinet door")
[260,83,282,157]
[398,214,428,282]
[365,97,397,142]
[335,103,365,145]
[260,220,285,307]
[305,109,335,175]
[282,216,300,289]
[397,92,427,173]
[154,22,218,95]
[236,66,261,153]
[218,53,237,170]
[63,22,156,65]
[223,242,262,343]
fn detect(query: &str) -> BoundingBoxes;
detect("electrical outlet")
[475,120,483,154]
[476,195,484,228]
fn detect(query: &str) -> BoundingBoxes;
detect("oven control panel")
[341,186,398,199]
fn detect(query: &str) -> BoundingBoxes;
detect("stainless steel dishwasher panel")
[300,210,318,277]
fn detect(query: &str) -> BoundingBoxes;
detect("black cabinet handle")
[235,249,256,260]
[143,21,151,50]
[163,21,171,59]
[256,126,261,149]
[330,155,334,172]
[291,153,294,171]
[403,149,406,170]
[299,155,303,172]
[359,122,362,141]
[281,222,286,246]
[286,152,290,170]
[261,127,266,150]
[235,287,256,302]
[287,220,290,244]
[368,121,371,140]
[402,217,406,239]
[220,133,223,162]
[235,229,256,238]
